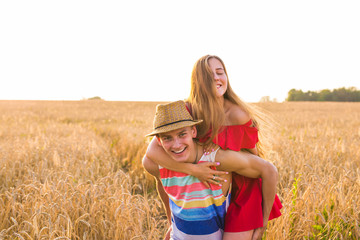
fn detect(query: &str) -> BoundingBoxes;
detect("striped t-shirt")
[159,149,230,240]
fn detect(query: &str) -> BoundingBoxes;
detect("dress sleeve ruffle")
[213,120,259,150]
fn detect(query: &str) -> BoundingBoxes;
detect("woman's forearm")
[146,137,195,175]
[146,138,227,185]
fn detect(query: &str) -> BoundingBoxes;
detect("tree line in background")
[286,87,360,102]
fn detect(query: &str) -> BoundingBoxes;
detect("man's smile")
[172,147,187,154]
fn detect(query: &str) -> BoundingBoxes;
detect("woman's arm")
[145,137,228,186]
[242,147,258,156]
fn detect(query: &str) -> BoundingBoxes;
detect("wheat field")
[0,100,359,240]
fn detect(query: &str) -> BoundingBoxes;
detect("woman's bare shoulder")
[226,102,250,125]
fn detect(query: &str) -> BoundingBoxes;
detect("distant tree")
[287,89,304,101]
[349,87,360,101]
[259,96,279,102]
[287,87,360,102]
[260,96,271,102]
[87,96,103,101]
[304,91,319,101]
[319,89,332,101]
[333,87,348,101]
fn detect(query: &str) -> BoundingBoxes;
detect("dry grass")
[0,100,359,239]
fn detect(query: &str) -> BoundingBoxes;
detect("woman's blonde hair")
[186,55,273,158]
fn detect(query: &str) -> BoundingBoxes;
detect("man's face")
[158,126,197,163]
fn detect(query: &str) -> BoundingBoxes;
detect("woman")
[143,55,282,239]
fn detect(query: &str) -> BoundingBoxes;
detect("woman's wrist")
[184,163,196,175]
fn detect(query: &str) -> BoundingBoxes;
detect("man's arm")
[142,155,171,225]
[215,150,278,238]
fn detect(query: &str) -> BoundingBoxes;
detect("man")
[143,100,278,240]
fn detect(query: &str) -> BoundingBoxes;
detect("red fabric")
[200,121,282,232]
[201,121,259,149]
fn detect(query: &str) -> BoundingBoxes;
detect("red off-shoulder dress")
[201,120,282,232]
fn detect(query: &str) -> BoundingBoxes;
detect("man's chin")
[168,150,190,163]
[170,154,189,163]
[171,157,188,163]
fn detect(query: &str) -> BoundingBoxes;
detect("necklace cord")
[193,145,199,164]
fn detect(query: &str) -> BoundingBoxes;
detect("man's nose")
[172,138,182,148]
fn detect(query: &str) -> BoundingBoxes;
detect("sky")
[1,1,359,103]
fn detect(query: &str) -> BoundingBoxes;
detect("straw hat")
[146,100,203,137]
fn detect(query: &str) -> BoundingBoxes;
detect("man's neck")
[190,142,204,164]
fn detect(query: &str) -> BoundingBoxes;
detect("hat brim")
[146,119,203,137]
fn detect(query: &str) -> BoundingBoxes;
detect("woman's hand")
[203,142,218,156]
[190,162,228,188]
[252,221,267,240]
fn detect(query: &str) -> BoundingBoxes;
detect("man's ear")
[155,135,161,144]
[191,126,197,138]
